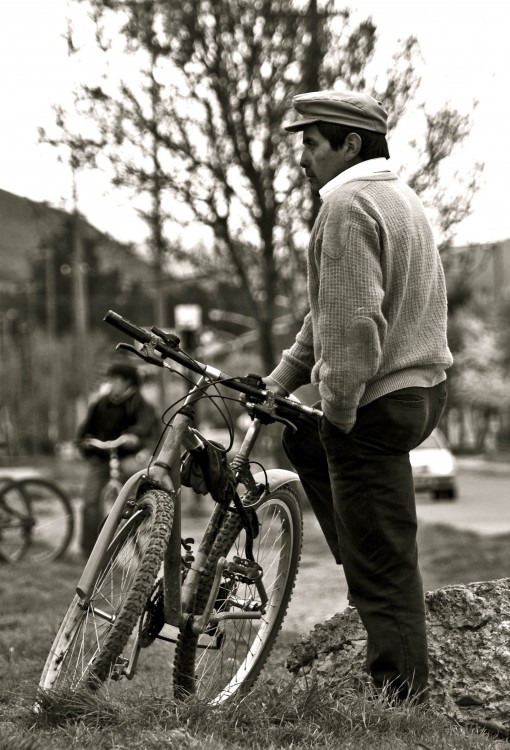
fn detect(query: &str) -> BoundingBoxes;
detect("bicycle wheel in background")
[0,478,75,563]
[0,483,32,562]
[173,485,302,704]
[39,488,173,693]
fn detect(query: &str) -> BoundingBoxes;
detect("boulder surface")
[287,578,510,736]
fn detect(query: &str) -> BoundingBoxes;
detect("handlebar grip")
[104,311,152,344]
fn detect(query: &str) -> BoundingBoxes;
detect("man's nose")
[300,149,310,169]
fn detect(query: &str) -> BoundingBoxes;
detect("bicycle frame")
[76,366,302,646]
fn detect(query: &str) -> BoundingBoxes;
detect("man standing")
[77,361,157,556]
[265,90,453,701]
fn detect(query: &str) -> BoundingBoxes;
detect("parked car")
[410,428,458,501]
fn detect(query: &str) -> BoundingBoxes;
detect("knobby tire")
[173,485,302,704]
[39,488,173,693]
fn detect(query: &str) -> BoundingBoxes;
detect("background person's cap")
[284,90,388,134]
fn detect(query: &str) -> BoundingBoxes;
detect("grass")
[1,518,509,749]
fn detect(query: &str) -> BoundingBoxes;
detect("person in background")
[264,90,453,702]
[77,361,158,556]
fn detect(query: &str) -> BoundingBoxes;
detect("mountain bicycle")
[39,310,321,705]
[0,475,74,563]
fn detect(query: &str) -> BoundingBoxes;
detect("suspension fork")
[149,373,228,627]
[149,411,198,627]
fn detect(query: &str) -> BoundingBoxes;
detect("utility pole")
[148,39,169,412]
[44,246,60,444]
[71,172,90,428]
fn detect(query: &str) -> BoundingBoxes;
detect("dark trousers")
[282,382,447,698]
[80,458,110,555]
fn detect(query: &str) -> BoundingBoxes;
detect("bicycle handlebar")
[104,310,322,420]
[83,436,134,451]
[104,312,154,345]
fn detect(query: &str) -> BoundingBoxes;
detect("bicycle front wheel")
[39,488,173,693]
[173,485,302,704]
[0,478,74,563]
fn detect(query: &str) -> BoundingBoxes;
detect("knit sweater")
[270,172,453,431]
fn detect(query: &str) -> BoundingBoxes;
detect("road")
[416,467,510,535]
[285,466,510,632]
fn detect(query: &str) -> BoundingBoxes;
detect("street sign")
[174,304,202,331]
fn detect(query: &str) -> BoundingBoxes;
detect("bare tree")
[56,0,481,371]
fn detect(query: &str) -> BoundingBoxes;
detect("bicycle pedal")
[226,556,263,583]
[111,657,129,680]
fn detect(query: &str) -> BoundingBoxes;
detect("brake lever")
[116,342,165,367]
[243,393,299,432]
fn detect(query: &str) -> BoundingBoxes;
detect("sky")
[0,0,509,248]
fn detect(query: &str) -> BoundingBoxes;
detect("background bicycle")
[39,311,321,705]
[0,473,74,563]
[80,435,131,512]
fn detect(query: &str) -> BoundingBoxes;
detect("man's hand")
[263,377,289,397]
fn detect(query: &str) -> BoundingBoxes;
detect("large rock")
[287,578,510,737]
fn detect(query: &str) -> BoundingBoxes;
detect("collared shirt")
[319,157,393,200]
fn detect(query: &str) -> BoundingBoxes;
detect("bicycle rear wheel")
[0,478,74,563]
[173,485,302,704]
[39,488,173,693]
[0,483,31,562]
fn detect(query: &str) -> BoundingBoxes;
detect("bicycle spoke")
[173,488,302,704]
[40,489,173,693]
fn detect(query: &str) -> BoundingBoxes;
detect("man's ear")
[344,133,362,162]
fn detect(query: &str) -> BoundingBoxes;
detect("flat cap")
[284,90,388,134]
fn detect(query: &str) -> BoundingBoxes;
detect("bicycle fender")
[76,469,147,601]
[251,469,304,498]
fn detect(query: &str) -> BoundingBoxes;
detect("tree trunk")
[258,317,277,373]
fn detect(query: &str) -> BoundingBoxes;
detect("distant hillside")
[0,187,152,286]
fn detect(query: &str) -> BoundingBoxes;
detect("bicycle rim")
[1,478,74,563]
[173,486,302,704]
[39,488,173,692]
[0,484,31,562]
